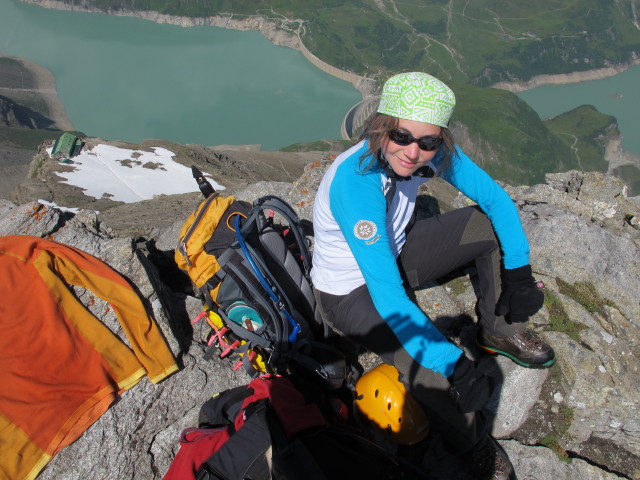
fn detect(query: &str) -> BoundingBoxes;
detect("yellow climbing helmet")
[354,363,429,445]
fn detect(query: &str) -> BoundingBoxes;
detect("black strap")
[377,150,434,212]
[197,400,272,480]
[198,386,255,428]
[384,176,396,212]
[218,304,272,350]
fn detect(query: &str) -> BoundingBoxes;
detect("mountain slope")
[54,0,640,84]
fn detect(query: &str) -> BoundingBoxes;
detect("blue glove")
[495,265,544,323]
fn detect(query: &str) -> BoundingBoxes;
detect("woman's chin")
[394,165,419,177]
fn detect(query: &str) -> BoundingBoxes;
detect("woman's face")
[381,118,442,177]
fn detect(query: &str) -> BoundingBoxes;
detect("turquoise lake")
[517,65,640,157]
[0,0,361,150]
[1,0,638,156]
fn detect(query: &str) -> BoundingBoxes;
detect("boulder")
[1,165,638,479]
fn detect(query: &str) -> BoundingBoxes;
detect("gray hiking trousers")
[314,206,528,452]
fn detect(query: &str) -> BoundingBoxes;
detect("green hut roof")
[52,133,81,157]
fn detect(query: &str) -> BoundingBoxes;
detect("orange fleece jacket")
[0,235,178,480]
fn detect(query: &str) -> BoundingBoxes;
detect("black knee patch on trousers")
[459,206,497,246]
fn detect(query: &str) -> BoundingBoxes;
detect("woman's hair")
[358,113,456,176]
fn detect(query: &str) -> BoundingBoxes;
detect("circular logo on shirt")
[354,220,377,240]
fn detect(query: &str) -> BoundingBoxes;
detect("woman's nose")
[404,141,420,159]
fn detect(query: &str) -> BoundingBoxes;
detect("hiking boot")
[467,435,513,480]
[478,329,555,369]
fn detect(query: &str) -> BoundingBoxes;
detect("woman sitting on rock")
[311,72,554,480]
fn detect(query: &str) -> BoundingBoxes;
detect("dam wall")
[298,37,378,140]
[298,37,364,85]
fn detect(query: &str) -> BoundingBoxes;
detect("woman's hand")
[496,265,544,323]
[448,356,494,413]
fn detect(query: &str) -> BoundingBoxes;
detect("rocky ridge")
[1,150,639,479]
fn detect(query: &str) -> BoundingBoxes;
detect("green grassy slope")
[612,164,640,195]
[544,105,615,173]
[84,0,640,84]
[451,83,575,185]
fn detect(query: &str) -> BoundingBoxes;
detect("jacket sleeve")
[42,238,179,384]
[329,164,462,378]
[440,146,530,269]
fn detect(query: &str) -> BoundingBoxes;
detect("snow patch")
[37,199,81,213]
[49,144,224,203]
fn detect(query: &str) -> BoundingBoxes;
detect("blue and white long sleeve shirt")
[311,139,529,377]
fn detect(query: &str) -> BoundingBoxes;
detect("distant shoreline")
[0,54,74,131]
[19,0,376,98]
[491,57,640,93]
[22,0,639,96]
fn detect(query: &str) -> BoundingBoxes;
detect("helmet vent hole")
[374,389,379,397]
[398,417,402,423]
[387,402,391,410]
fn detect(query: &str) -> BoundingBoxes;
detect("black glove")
[447,356,494,413]
[495,264,544,323]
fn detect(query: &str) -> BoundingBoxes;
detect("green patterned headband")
[377,72,456,127]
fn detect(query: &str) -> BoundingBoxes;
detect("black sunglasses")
[388,129,443,151]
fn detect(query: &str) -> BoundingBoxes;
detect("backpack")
[175,167,335,380]
[163,376,430,480]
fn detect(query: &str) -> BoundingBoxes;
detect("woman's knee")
[460,206,497,245]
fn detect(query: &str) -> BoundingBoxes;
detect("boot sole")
[478,342,556,369]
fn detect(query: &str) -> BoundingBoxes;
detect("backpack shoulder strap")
[230,215,301,349]
[239,196,315,337]
[243,196,313,276]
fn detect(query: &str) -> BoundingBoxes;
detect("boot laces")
[513,329,544,350]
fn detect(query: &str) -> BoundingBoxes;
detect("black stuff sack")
[163,376,430,480]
